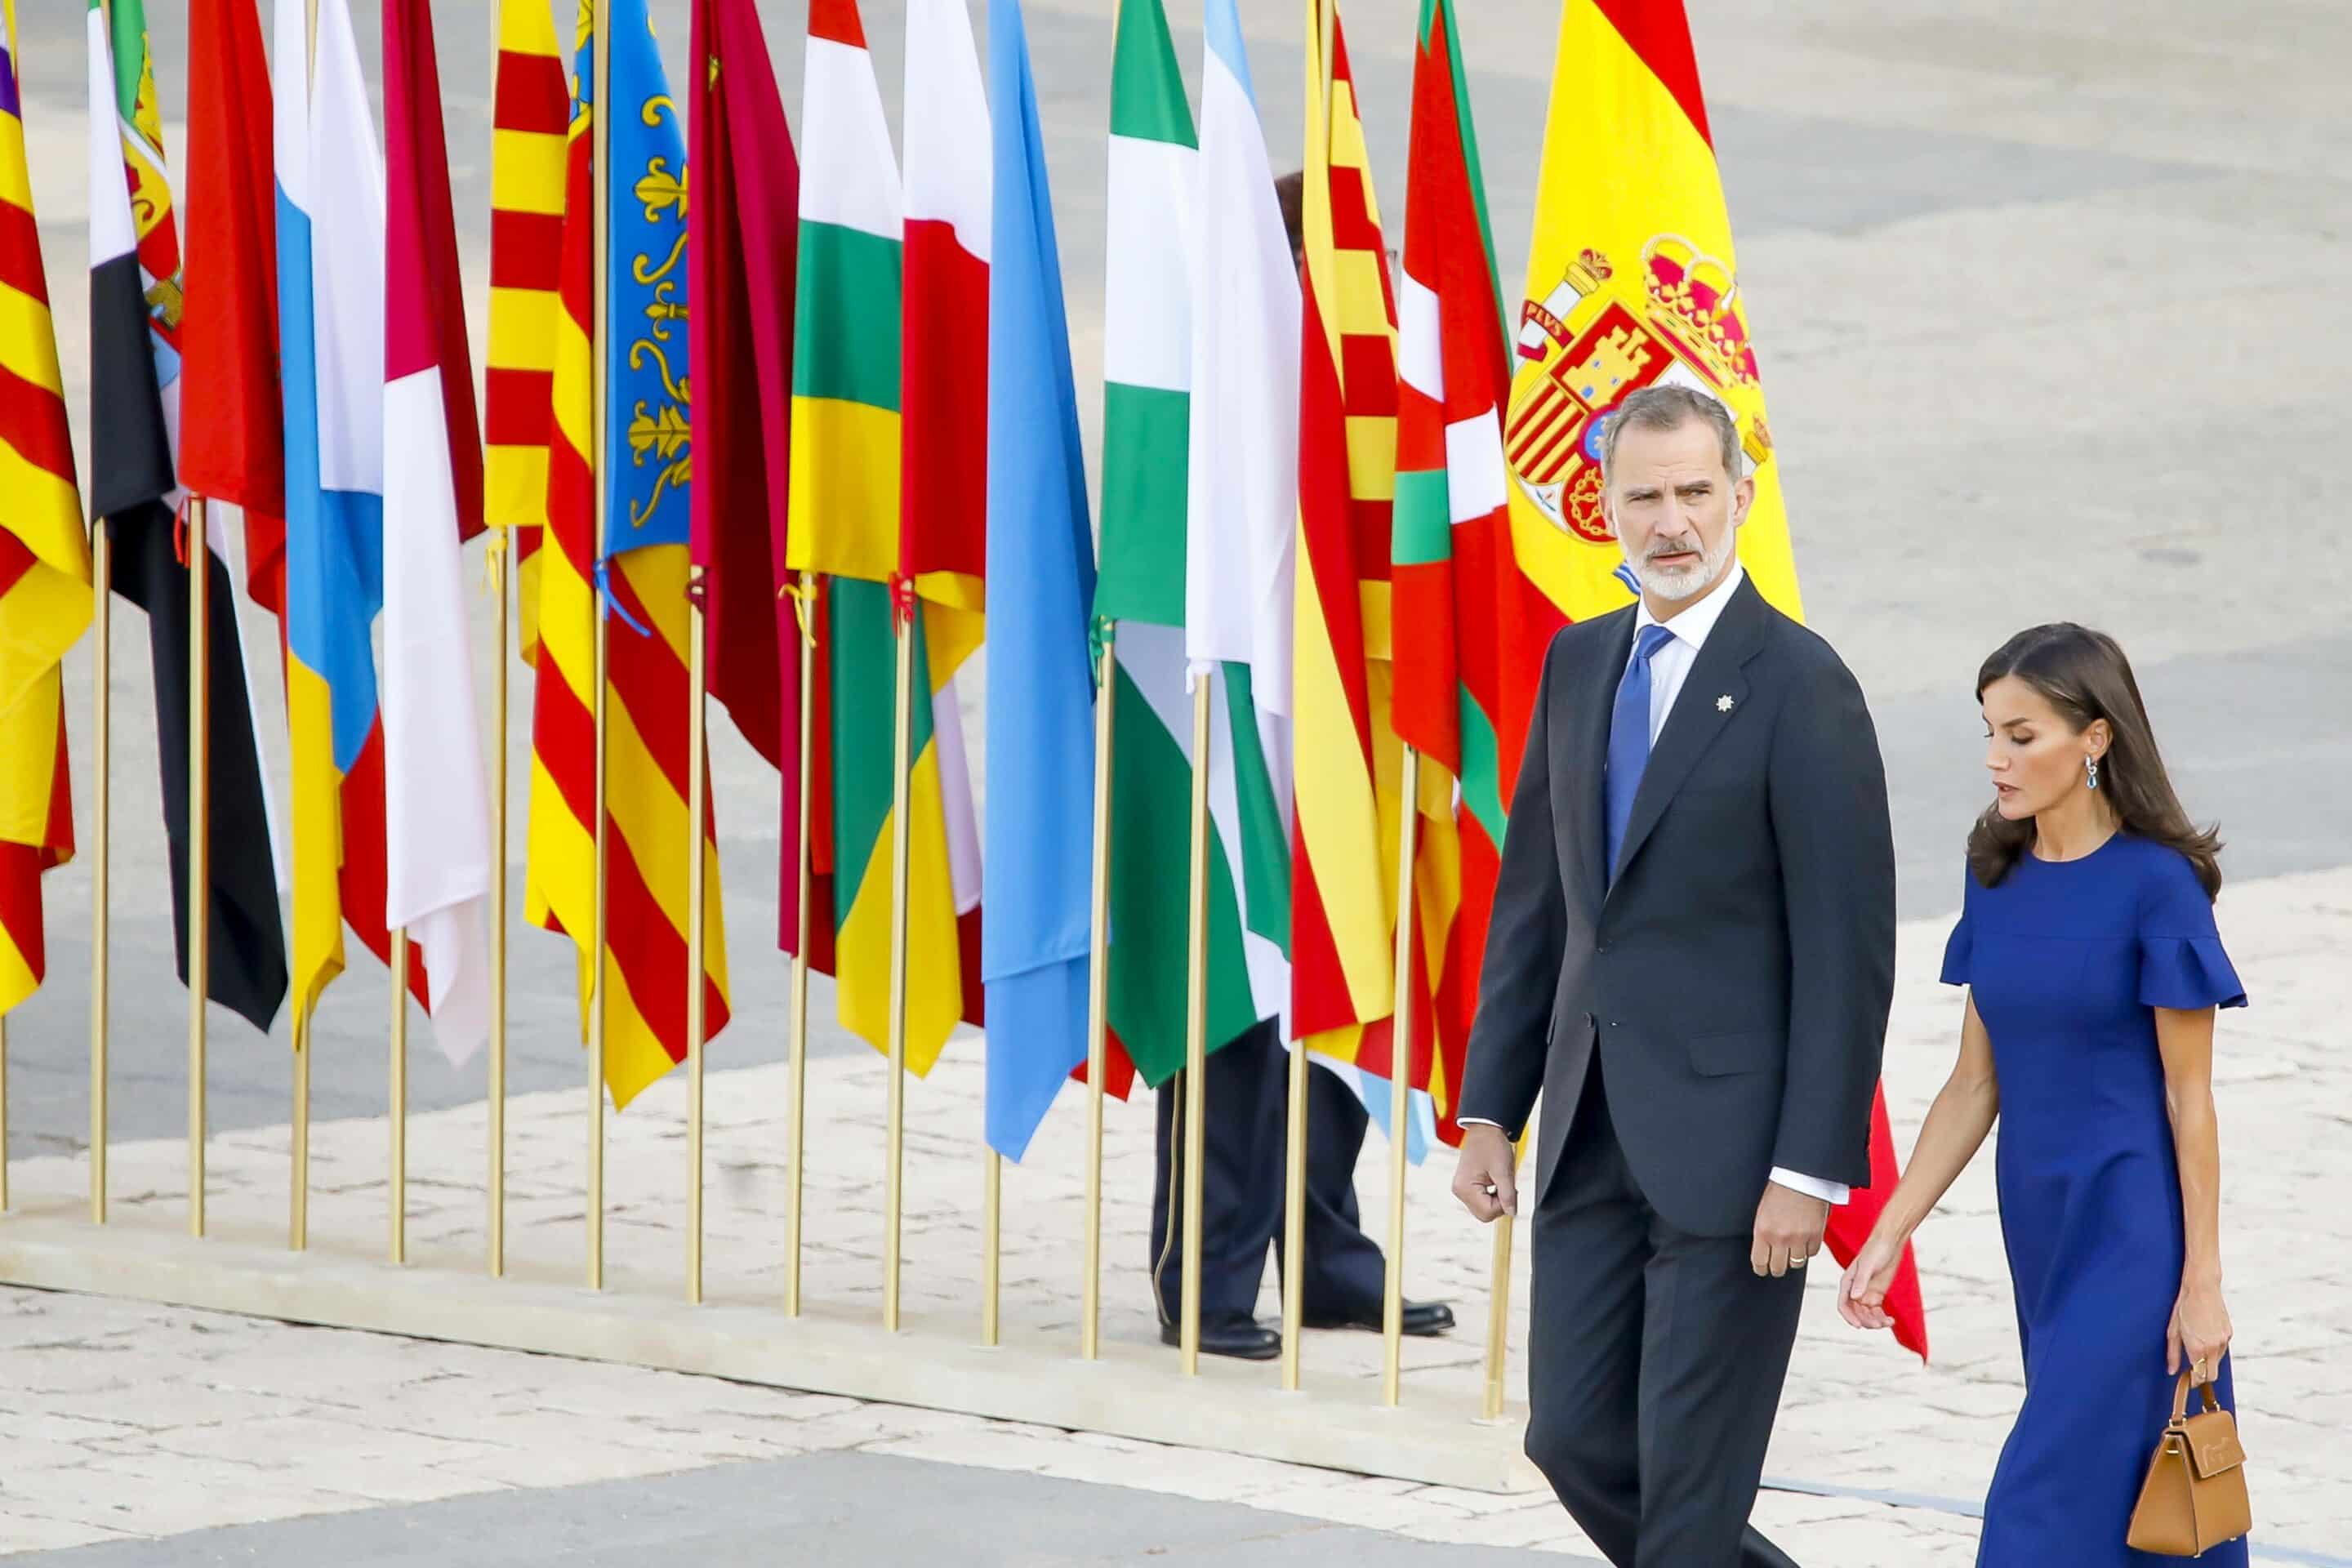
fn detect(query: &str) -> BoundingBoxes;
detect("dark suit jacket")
[1457,576,1895,1237]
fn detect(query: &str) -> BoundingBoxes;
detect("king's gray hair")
[1597,385,1743,484]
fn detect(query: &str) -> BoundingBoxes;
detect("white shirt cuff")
[1463,1127,1848,1206]
[1769,1166,1850,1205]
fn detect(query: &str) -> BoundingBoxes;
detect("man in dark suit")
[1452,384,1895,1566]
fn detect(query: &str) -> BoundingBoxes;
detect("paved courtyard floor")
[3,866,2346,1566]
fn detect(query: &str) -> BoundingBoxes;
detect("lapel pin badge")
[1716,694,1735,713]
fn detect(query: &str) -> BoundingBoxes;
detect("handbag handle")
[2170,1367,2222,1423]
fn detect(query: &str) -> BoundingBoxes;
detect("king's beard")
[1628,525,1738,603]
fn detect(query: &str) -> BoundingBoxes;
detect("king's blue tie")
[1604,623,1677,885]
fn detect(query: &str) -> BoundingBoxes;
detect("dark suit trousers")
[1148,1018,1388,1323]
[1526,1050,1807,1568]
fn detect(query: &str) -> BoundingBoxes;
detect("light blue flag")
[982,0,1098,1162]
[600,0,690,559]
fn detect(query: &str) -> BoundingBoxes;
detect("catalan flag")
[790,0,978,1076]
[1290,1,1417,1094]
[0,1,92,1017]
[486,0,567,669]
[103,0,287,1032]
[1508,0,1924,1359]
[1391,0,1562,1140]
[527,0,728,1109]
[277,0,420,1031]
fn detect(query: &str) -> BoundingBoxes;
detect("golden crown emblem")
[1640,236,1761,391]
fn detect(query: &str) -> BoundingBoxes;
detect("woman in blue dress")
[1838,623,2246,1566]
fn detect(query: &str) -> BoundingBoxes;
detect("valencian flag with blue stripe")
[528,0,728,1108]
[101,0,287,1032]
[0,0,94,1018]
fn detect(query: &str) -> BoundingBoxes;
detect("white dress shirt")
[1463,559,1851,1208]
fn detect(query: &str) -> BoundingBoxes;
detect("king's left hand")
[1752,1181,1830,1278]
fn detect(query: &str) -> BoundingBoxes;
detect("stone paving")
[2,866,2346,1564]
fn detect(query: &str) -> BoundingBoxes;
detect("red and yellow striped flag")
[486,0,568,667]
[525,5,728,1109]
[1,2,94,1014]
[1290,1,1446,1096]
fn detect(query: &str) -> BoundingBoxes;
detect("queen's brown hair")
[1967,623,2222,898]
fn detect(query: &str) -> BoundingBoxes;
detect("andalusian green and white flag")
[1094,0,1287,1085]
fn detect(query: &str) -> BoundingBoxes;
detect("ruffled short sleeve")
[1940,873,1975,987]
[2138,850,2247,1011]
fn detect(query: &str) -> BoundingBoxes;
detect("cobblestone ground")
[3,869,2346,1565]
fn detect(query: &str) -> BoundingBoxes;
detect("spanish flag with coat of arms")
[1503,0,1925,1360]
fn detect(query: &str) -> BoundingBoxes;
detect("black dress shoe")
[1159,1314,1283,1361]
[1301,1298,1457,1337]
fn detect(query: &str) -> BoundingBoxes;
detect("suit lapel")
[1607,577,1771,894]
[1562,610,1635,920]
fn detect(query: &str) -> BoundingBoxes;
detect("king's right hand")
[1453,1125,1520,1223]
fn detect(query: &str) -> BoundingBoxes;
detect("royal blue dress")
[1940,832,2248,1567]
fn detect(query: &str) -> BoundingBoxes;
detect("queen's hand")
[1838,1227,1908,1331]
[2170,1275,2233,1382]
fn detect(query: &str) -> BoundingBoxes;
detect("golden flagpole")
[1381,748,1423,1405]
[289,0,319,1260]
[389,932,409,1263]
[89,519,112,1223]
[785,575,814,1316]
[981,1146,1000,1347]
[488,537,509,1277]
[686,566,708,1306]
[1178,674,1213,1377]
[1282,0,1339,1396]
[483,0,508,1290]
[882,595,915,1334]
[1279,1009,1307,1391]
[1080,626,1116,1360]
[292,1009,310,1248]
[186,496,212,1239]
[586,0,612,1293]
[1483,1209,1516,1420]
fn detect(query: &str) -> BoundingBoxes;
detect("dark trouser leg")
[1150,1019,1284,1322]
[1280,1059,1389,1318]
[1526,1054,1805,1568]
[1525,1056,1649,1566]
[1633,1213,1806,1568]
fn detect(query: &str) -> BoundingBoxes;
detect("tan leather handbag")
[2126,1370,2252,1557]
